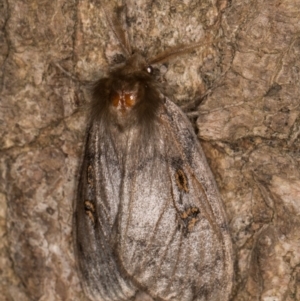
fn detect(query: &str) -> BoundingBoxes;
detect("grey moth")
[74,2,233,301]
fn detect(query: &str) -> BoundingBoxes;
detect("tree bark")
[1,0,300,300]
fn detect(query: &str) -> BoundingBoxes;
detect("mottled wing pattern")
[116,99,233,301]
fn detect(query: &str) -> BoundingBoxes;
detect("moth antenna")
[101,1,132,57]
[148,37,217,65]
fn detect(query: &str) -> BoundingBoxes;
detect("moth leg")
[179,96,205,112]
[178,91,212,120]
[52,62,89,85]
[52,62,78,80]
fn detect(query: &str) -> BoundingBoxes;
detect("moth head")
[105,52,156,119]
[118,52,151,75]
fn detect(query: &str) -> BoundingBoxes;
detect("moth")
[74,2,233,301]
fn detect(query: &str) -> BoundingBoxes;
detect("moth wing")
[74,123,137,301]
[116,99,233,301]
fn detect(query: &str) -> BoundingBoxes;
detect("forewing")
[116,99,233,301]
[74,122,137,301]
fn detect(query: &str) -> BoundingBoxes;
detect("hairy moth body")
[74,3,233,301]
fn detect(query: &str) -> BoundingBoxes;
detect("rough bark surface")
[0,0,300,300]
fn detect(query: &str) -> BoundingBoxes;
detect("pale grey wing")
[74,122,137,301]
[116,100,233,301]
[161,99,234,298]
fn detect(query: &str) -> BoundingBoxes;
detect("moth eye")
[146,65,153,74]
[175,169,189,193]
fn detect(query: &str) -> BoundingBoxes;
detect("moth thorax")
[111,90,136,115]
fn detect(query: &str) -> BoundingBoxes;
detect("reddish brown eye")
[124,93,135,107]
[111,92,121,107]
